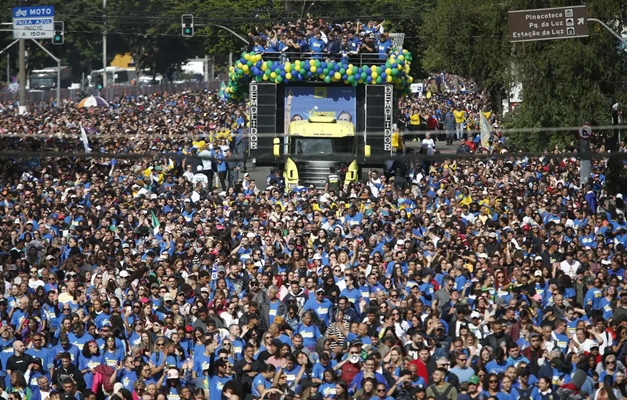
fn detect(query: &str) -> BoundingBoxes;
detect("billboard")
[284,86,357,134]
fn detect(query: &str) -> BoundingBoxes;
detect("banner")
[80,124,91,153]
[479,112,491,149]
[284,86,357,134]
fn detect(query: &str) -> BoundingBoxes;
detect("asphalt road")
[242,137,459,189]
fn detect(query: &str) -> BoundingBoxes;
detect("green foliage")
[422,0,627,152]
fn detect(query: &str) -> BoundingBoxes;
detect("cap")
[185,326,193,333]
[122,243,130,248]
[163,293,174,302]
[534,256,543,261]
[468,376,480,385]
[488,232,497,238]
[217,266,226,273]
[470,311,481,319]
[166,368,179,379]
[45,255,55,261]
[119,270,130,278]
[316,288,326,294]
[477,253,488,259]
[534,270,542,277]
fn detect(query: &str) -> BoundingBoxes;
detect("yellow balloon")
[270,72,277,79]
[237,62,243,69]
[399,55,405,61]
[310,59,316,66]
[371,72,378,79]
[311,66,317,73]
[229,66,235,73]
[295,64,301,72]
[385,68,392,75]
[386,76,392,83]
[285,62,291,72]
[371,66,377,72]
[261,64,268,71]
[242,65,249,72]
[286,72,292,80]
[334,72,341,80]
[255,54,262,62]
[262,74,268,81]
[348,64,354,70]
[346,69,352,76]
[408,76,414,83]
[244,53,250,60]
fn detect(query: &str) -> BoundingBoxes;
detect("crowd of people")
[247,18,393,62]
[396,73,503,153]
[0,66,623,400]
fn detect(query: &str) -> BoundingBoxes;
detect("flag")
[80,124,91,153]
[218,82,227,102]
[480,113,491,149]
[314,87,327,99]
[150,210,160,235]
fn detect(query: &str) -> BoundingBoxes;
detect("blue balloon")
[307,71,313,77]
[320,62,327,69]
[381,72,386,79]
[255,61,262,68]
[280,71,286,77]
[342,74,348,80]
[392,63,398,68]
[297,74,303,80]
[366,76,372,82]
[239,58,246,64]
[334,64,340,71]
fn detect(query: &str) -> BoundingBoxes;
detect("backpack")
[429,384,453,400]
[518,385,536,400]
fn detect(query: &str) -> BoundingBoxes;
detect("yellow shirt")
[454,110,466,124]
[392,132,402,149]
[409,114,421,125]
[192,140,206,150]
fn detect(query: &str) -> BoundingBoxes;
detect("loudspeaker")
[249,82,277,161]
[365,84,394,157]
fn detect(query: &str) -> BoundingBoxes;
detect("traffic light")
[182,14,194,37]
[52,21,64,45]
[96,74,104,90]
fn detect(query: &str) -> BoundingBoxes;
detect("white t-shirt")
[421,138,435,155]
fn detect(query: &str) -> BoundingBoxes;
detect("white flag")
[80,124,91,153]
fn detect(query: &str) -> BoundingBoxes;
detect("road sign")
[579,124,592,140]
[12,5,55,39]
[508,5,588,43]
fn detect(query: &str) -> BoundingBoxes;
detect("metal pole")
[588,18,627,48]
[56,61,60,106]
[203,24,249,45]
[6,54,8,85]
[204,55,208,82]
[18,39,26,113]
[229,52,233,67]
[102,0,107,89]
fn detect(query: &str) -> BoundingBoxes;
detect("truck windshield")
[292,137,354,155]
[30,76,56,89]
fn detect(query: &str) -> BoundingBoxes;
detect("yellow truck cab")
[273,113,370,190]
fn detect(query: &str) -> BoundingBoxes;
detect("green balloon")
[376,76,382,84]
[274,68,281,74]
[324,76,331,83]
[352,66,358,75]
[385,61,391,68]
[339,68,346,75]
[362,64,368,72]
[347,75,355,83]
[255,76,262,82]
[376,66,382,74]
[323,68,329,75]
[276,76,283,83]
[247,61,253,66]
[264,70,271,76]
[315,60,321,68]
[361,72,367,80]
[351,80,358,87]
[391,69,399,76]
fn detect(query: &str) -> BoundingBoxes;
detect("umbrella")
[77,95,109,108]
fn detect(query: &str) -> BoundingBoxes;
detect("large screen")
[284,86,357,133]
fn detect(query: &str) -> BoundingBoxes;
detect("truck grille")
[295,160,344,189]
